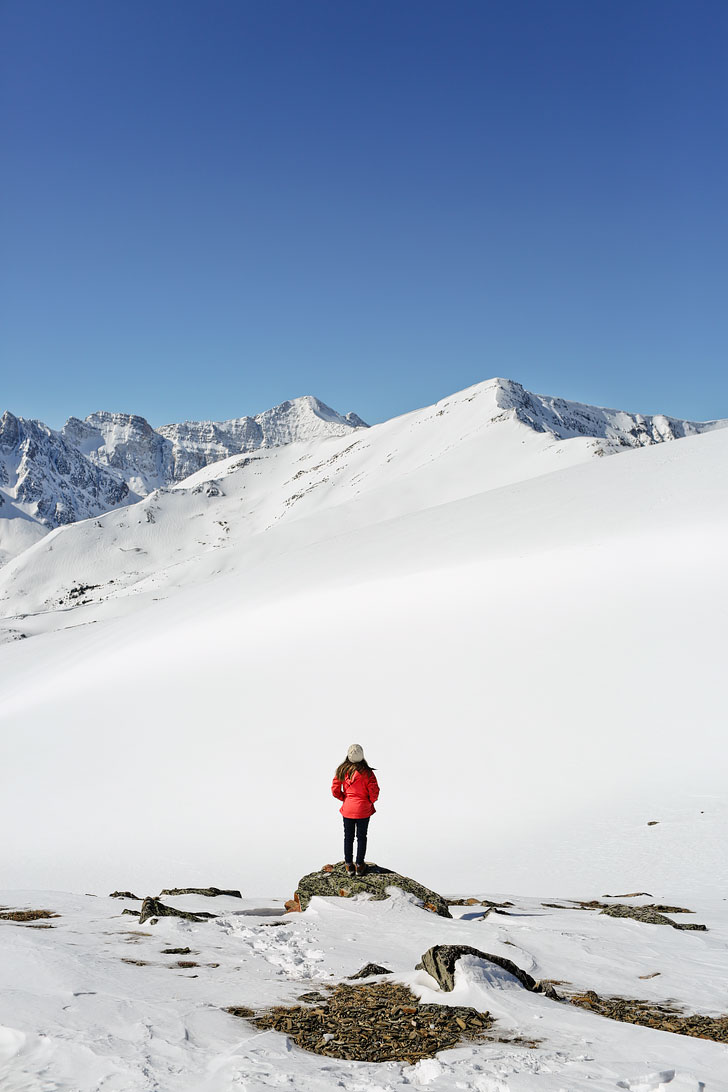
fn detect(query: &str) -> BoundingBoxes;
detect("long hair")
[335,757,376,782]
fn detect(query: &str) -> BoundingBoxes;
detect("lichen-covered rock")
[600,905,707,931]
[417,944,559,998]
[294,863,452,917]
[138,897,217,925]
[158,887,241,898]
[347,963,393,979]
[109,891,140,900]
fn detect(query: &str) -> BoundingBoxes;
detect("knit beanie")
[347,743,365,763]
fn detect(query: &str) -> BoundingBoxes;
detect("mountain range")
[0,396,367,564]
[1,379,724,571]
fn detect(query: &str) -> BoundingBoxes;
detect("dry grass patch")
[568,990,728,1043]
[0,909,60,923]
[226,980,494,1063]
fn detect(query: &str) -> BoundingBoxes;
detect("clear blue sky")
[2,0,726,428]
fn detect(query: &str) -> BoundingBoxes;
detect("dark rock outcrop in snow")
[599,904,707,931]
[417,944,560,998]
[293,862,452,917]
[347,963,393,979]
[158,886,242,898]
[137,897,217,925]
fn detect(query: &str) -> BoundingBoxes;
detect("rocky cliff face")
[0,411,131,528]
[493,378,722,448]
[157,396,369,482]
[0,398,368,549]
[62,396,369,491]
[1,380,724,567]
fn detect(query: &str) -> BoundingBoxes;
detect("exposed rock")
[161,947,192,955]
[0,411,130,530]
[647,820,660,825]
[599,905,706,931]
[447,897,514,908]
[294,863,452,917]
[416,944,559,999]
[109,891,140,900]
[602,891,652,898]
[347,963,393,979]
[158,887,242,898]
[138,897,217,925]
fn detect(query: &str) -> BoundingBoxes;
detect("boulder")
[600,905,706,931]
[294,863,452,917]
[416,944,559,998]
[138,897,217,925]
[158,887,242,898]
[347,963,393,979]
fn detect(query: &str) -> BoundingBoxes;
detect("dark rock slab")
[416,944,559,998]
[295,863,452,917]
[109,891,141,900]
[600,905,706,931]
[138,897,217,925]
[347,963,393,979]
[158,887,242,898]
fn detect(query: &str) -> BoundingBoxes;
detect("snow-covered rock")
[1,379,724,569]
[0,396,368,564]
[156,395,368,482]
[0,410,131,530]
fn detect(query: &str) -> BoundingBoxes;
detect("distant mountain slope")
[0,376,725,625]
[0,377,724,572]
[0,411,132,543]
[0,396,367,562]
[62,395,368,494]
[0,411,725,898]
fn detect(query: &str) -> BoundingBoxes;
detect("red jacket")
[331,769,379,819]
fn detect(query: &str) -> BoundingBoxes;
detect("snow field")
[0,888,725,1091]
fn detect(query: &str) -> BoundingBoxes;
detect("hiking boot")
[355,863,367,877]
[345,863,355,875]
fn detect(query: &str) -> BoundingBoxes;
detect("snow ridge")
[0,397,367,552]
[491,378,723,448]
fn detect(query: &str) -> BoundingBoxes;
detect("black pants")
[343,817,370,865]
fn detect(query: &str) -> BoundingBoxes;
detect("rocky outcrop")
[600,905,707,930]
[0,411,130,528]
[158,887,241,898]
[293,863,452,917]
[347,963,393,979]
[137,897,217,925]
[109,891,140,900]
[417,944,559,999]
[493,378,724,450]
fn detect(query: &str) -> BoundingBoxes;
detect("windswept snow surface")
[0,377,726,1089]
[1,881,727,1091]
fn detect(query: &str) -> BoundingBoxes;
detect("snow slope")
[0,377,726,1090]
[0,387,725,897]
[1,376,725,624]
[62,395,368,494]
[0,396,366,562]
[1,882,726,1092]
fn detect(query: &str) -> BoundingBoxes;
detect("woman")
[331,743,379,876]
